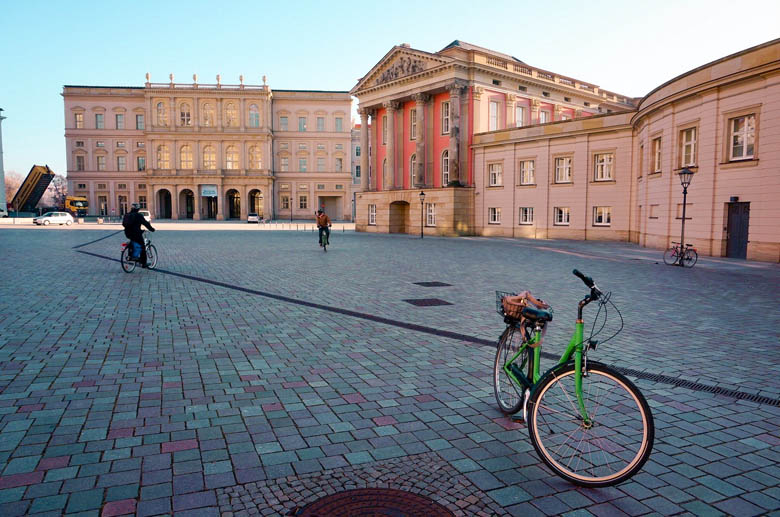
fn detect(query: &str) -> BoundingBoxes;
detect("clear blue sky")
[1,0,778,177]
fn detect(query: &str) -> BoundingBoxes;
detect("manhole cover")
[295,488,455,516]
[403,298,453,307]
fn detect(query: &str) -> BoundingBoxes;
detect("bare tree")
[4,170,23,207]
[40,175,68,208]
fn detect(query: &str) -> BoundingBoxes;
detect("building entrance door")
[204,197,217,219]
[389,201,410,233]
[726,202,750,259]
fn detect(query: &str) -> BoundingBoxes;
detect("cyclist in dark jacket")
[123,204,155,267]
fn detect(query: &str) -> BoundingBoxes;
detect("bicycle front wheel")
[662,248,677,265]
[493,327,526,414]
[527,361,654,487]
[683,249,697,268]
[146,245,158,269]
[121,247,136,273]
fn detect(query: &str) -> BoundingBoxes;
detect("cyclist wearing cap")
[316,209,331,247]
[123,204,155,267]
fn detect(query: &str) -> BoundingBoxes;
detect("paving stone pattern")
[0,228,778,516]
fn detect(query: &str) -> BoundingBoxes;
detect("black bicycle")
[121,232,157,273]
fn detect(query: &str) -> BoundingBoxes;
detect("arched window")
[202,103,214,127]
[156,145,170,169]
[249,105,260,128]
[203,145,216,170]
[156,102,167,126]
[410,153,417,186]
[225,103,237,127]
[180,103,191,126]
[441,150,449,185]
[249,146,262,169]
[180,145,193,169]
[225,145,239,169]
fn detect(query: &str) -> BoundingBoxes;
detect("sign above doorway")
[201,185,218,197]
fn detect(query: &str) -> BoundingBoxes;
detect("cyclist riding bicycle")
[316,209,331,247]
[122,204,156,268]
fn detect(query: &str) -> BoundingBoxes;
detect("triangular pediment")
[351,47,452,94]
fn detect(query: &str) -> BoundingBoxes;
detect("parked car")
[139,210,152,222]
[33,212,74,226]
[247,212,260,223]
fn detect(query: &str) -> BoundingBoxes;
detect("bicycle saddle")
[521,306,553,322]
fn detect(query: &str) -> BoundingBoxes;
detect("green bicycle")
[493,269,654,487]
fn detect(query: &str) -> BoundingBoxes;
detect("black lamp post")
[419,190,425,239]
[677,167,694,266]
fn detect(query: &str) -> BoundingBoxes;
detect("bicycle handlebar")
[572,269,594,288]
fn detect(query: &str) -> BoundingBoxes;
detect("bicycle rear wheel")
[322,233,328,252]
[121,247,136,273]
[493,327,526,414]
[146,245,158,269]
[527,361,654,487]
[683,249,697,268]
[662,248,677,265]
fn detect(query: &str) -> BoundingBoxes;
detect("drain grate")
[404,298,453,307]
[413,281,453,287]
[293,488,455,517]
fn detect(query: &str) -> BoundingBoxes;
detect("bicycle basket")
[495,291,520,319]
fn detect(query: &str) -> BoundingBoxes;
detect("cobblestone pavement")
[0,228,778,516]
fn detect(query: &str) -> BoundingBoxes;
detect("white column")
[412,93,429,188]
[358,107,370,192]
[447,82,465,186]
[382,101,398,190]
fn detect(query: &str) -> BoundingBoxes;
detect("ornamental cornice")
[353,63,461,97]
[411,93,431,104]
[382,101,401,111]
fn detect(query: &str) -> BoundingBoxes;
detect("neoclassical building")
[63,75,353,220]
[353,39,780,261]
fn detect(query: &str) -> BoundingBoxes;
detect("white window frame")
[488,163,503,187]
[515,106,525,127]
[279,116,288,131]
[74,112,84,129]
[180,145,193,169]
[593,206,612,226]
[488,207,501,224]
[317,157,326,171]
[225,103,237,127]
[355,165,361,178]
[594,153,614,181]
[156,145,170,169]
[356,146,361,157]
[519,207,534,225]
[426,203,436,227]
[298,117,307,132]
[441,150,449,185]
[729,114,755,161]
[316,117,325,132]
[225,146,239,170]
[202,105,213,127]
[116,114,124,130]
[138,196,147,209]
[489,101,499,131]
[554,207,570,225]
[335,157,343,172]
[180,104,191,126]
[652,137,662,173]
[540,110,551,124]
[136,114,144,130]
[249,146,261,169]
[76,155,85,171]
[95,113,104,129]
[368,204,376,225]
[335,117,343,132]
[137,156,146,171]
[299,195,308,210]
[681,127,697,167]
[554,157,572,183]
[410,109,417,140]
[249,105,260,128]
[281,196,290,210]
[519,160,535,185]
[117,156,126,171]
[96,155,106,171]
[203,146,216,170]
[299,158,307,172]
[441,101,450,134]
[280,157,289,172]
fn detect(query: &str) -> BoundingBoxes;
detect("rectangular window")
[652,137,662,172]
[554,207,570,225]
[298,143,308,150]
[136,114,144,130]
[681,127,697,166]
[316,117,325,131]
[97,156,106,171]
[555,157,572,183]
[98,196,107,215]
[75,112,84,129]
[96,141,105,147]
[299,158,307,172]
[488,163,503,186]
[317,144,326,150]
[540,111,550,124]
[317,184,325,190]
[137,141,145,148]
[729,114,755,160]
[441,101,450,134]
[515,106,525,127]
[116,141,125,148]
[137,156,146,171]
[75,140,84,147]
[356,146,361,157]
[355,165,361,177]
[336,158,343,171]
[335,144,343,150]
[593,206,612,226]
[317,157,325,171]
[335,184,343,190]
[410,109,417,140]
[649,204,659,219]
[426,203,436,226]
[368,204,376,225]
[281,157,289,171]
[280,116,288,131]
[76,155,85,171]
[95,113,104,129]
[298,117,307,131]
[382,115,388,145]
[281,196,290,209]
[137,184,146,189]
[117,183,127,190]
[77,183,87,189]
[488,207,501,224]
[138,195,147,209]
[519,207,534,225]
[519,160,535,185]
[97,183,107,190]
[299,195,308,209]
[594,153,614,181]
[489,101,499,131]
[117,156,126,171]
[116,114,125,129]
[335,117,343,132]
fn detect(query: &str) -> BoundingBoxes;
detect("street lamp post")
[0,108,7,217]
[419,190,425,239]
[677,167,694,266]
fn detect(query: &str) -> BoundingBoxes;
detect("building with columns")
[354,39,780,262]
[63,76,353,221]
